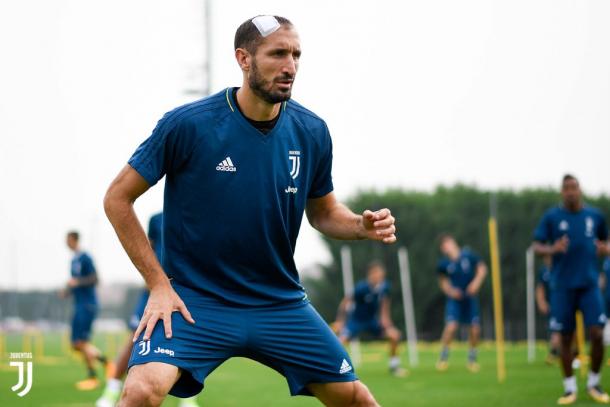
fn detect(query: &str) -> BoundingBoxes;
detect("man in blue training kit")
[334,261,406,377]
[62,230,112,390]
[96,213,199,407]
[104,15,396,407]
[435,234,487,373]
[533,174,610,405]
[536,255,562,365]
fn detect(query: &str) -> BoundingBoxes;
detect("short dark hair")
[436,232,454,246]
[366,260,385,274]
[234,15,293,54]
[67,231,79,241]
[562,174,578,185]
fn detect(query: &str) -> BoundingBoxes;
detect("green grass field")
[0,332,607,406]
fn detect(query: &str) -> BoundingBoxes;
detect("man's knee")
[590,326,604,342]
[119,364,178,407]
[446,322,459,333]
[120,377,158,406]
[352,381,378,407]
[309,380,379,407]
[386,327,401,342]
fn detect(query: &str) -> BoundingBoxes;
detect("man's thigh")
[121,362,180,405]
[307,380,378,407]
[129,299,245,398]
[578,286,607,327]
[460,297,480,326]
[247,302,358,397]
[550,289,577,333]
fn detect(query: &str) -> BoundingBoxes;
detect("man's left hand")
[595,240,610,257]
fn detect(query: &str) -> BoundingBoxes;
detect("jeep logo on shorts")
[154,346,175,357]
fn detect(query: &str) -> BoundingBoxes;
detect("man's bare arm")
[379,297,393,329]
[439,276,462,300]
[104,165,193,341]
[306,192,396,244]
[466,262,487,296]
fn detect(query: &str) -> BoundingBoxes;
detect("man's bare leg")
[308,381,379,407]
[118,362,181,407]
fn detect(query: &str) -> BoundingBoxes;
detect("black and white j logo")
[138,340,151,356]
[289,151,300,179]
[9,353,33,397]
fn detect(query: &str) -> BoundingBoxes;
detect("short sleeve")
[437,260,448,275]
[468,251,482,266]
[353,282,367,301]
[597,213,609,241]
[80,255,96,277]
[382,282,391,298]
[308,124,334,199]
[534,212,552,243]
[537,268,546,284]
[128,110,199,187]
[604,258,610,274]
[148,214,161,242]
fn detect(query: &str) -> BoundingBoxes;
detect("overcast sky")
[1,0,609,290]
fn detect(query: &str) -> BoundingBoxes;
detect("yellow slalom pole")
[34,332,44,362]
[488,215,506,383]
[22,332,32,353]
[575,311,587,378]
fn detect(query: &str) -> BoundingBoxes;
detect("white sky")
[1,0,609,289]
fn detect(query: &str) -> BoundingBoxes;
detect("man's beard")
[249,60,294,104]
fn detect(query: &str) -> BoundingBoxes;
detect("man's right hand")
[538,301,550,315]
[133,282,195,342]
[552,235,569,254]
[449,288,463,300]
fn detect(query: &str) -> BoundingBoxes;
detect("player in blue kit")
[533,174,610,405]
[435,234,487,373]
[103,15,396,407]
[96,214,200,407]
[334,261,406,377]
[536,255,561,364]
[61,231,112,390]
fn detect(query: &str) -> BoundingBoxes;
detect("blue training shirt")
[437,249,481,292]
[148,212,164,263]
[534,205,608,289]
[70,252,97,305]
[602,256,610,299]
[537,265,552,302]
[128,88,333,306]
[351,280,390,321]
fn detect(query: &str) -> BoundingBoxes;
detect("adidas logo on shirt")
[216,157,237,172]
[339,359,352,374]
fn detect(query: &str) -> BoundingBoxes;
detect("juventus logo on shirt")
[289,151,301,179]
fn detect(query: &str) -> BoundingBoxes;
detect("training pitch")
[0,333,607,406]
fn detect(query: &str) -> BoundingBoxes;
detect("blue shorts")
[128,283,357,398]
[128,289,150,331]
[342,318,383,340]
[445,297,480,325]
[71,302,97,343]
[550,285,606,333]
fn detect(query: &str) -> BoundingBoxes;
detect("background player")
[61,230,112,390]
[96,214,200,407]
[104,15,396,407]
[533,174,610,405]
[435,234,487,373]
[536,254,561,364]
[334,261,406,377]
